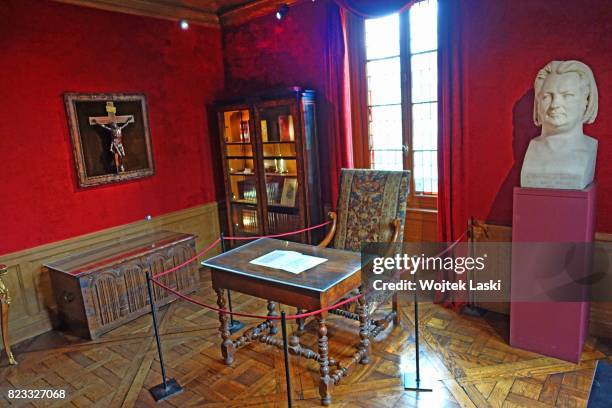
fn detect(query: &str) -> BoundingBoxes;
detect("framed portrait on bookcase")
[280,178,298,207]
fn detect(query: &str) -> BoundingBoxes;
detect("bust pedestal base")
[510,184,596,363]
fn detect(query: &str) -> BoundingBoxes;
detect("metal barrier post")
[145,271,183,401]
[403,289,433,392]
[281,311,292,407]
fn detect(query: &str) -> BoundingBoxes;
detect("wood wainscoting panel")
[0,202,221,347]
[471,222,512,315]
[472,220,612,340]
[404,208,438,242]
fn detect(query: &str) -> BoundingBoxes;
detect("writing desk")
[202,238,368,406]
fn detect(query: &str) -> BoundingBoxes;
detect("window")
[365,0,438,199]
[365,14,402,171]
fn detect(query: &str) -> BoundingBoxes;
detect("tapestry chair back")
[331,169,410,313]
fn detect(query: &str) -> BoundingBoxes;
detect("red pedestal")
[510,184,596,363]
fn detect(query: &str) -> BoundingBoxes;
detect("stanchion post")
[281,311,292,408]
[220,233,245,334]
[403,289,433,392]
[145,271,183,402]
[463,218,486,316]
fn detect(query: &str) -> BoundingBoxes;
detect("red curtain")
[334,0,417,18]
[324,2,354,206]
[437,0,469,310]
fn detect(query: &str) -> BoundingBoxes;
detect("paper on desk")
[249,250,327,274]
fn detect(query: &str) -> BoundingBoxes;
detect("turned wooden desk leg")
[317,313,333,406]
[0,265,17,366]
[392,293,401,326]
[358,286,371,364]
[215,288,235,365]
[296,308,306,334]
[267,301,278,335]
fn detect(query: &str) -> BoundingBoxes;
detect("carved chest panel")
[45,230,199,339]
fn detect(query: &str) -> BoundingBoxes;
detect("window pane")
[412,102,437,151]
[371,149,403,171]
[411,51,437,103]
[413,150,438,194]
[365,14,400,60]
[364,2,439,189]
[366,57,401,106]
[369,105,402,151]
[410,0,438,54]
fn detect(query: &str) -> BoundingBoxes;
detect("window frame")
[365,6,438,211]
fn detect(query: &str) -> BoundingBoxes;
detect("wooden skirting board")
[0,202,221,347]
[472,220,612,340]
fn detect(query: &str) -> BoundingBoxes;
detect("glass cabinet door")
[221,108,261,237]
[256,103,303,236]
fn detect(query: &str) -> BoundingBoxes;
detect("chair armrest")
[318,212,337,248]
[381,218,402,260]
[389,218,401,244]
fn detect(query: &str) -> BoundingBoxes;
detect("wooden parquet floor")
[1,273,609,407]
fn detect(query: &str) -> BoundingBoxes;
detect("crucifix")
[89,101,135,173]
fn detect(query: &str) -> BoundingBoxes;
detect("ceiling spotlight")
[276,4,289,20]
[179,20,189,30]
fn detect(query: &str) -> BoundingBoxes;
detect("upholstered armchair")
[317,169,410,337]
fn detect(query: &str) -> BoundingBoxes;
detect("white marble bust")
[520,60,599,189]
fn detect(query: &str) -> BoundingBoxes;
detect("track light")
[276,4,289,20]
[179,20,189,30]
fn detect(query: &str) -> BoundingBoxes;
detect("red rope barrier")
[287,295,364,319]
[152,237,221,279]
[151,278,362,320]
[151,228,468,321]
[152,220,332,279]
[433,230,467,258]
[388,230,468,280]
[223,220,331,241]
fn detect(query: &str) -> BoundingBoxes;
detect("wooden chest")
[45,230,199,339]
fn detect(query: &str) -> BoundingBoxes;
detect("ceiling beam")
[52,0,220,27]
[219,0,304,27]
[51,0,313,29]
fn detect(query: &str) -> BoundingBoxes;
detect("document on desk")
[249,250,327,274]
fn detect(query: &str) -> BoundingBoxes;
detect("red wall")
[0,0,224,255]
[222,0,338,205]
[461,0,612,231]
[223,1,329,95]
[3,0,610,256]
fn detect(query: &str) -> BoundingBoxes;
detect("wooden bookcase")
[216,88,322,245]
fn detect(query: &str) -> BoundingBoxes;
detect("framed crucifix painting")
[64,93,155,187]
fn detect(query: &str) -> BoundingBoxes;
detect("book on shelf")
[241,208,258,233]
[267,212,299,234]
[240,120,250,142]
[261,120,268,142]
[266,181,281,204]
[278,115,295,142]
[237,179,257,201]
[226,111,246,142]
